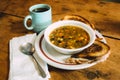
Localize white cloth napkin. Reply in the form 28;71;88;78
9;33;50;80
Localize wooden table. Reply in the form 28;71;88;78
0;0;120;80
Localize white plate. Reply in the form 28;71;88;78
35;30;110;70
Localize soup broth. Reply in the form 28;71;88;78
49;25;90;49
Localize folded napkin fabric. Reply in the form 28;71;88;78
9;33;50;80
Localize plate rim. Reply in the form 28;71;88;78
35;30;109;70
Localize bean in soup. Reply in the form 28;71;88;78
49;25;90;49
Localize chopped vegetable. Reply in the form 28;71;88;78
49;25;90;49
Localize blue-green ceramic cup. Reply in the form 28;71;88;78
24;4;52;33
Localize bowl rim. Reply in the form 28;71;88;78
44;20;96;52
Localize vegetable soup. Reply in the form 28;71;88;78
49;25;90;49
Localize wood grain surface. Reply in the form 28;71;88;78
0;0;120;80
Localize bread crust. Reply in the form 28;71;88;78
61;15;95;29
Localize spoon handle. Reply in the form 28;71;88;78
32;55;46;78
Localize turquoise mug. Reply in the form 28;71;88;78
24;4;52;33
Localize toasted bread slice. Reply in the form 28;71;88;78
71;41;110;58
65;41;110;64
61;15;95;29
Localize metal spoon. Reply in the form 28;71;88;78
20;43;46;78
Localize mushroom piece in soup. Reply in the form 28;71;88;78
49;25;90;49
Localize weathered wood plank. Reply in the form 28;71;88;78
3;0;120;38
0;0;9;11
0;0;120;80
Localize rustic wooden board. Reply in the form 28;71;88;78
2;0;120;38
0;0;120;80
0;0;9;11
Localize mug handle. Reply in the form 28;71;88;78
24;15;34;30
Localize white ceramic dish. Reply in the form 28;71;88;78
44;20;96;54
35;30;110;70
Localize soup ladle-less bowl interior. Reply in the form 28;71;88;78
44;20;96;54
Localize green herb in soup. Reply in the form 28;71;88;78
49;25;90;49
